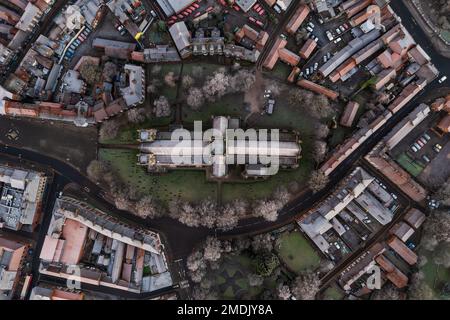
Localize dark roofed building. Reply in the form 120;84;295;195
404;208;426;230
387;236;418;266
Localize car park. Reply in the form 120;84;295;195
417;140;425;148
434;144;443;152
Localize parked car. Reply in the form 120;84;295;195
438;75;447;84
336;28;342;34
419;137;427;145
422;155;431;163
423;133;431;141
413;142;421;150
411;145;418;153
339;25;345;32
306;26;313;32
416;140;425;148
273;4;282;13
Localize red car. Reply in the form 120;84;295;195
259;9;265;15
249;16;256;23
233;5;240;11
256;20;264;27
193;3;200;8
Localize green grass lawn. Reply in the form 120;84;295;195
419;249;450;300
99;148;217;203
323;286;345;300
267;63;292;80
396;153;424;177
276;231;321;274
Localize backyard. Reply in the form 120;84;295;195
275;231;322;274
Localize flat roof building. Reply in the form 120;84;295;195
156;0;196;17
0;235;29;296
0;165;47;232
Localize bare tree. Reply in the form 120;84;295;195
371;284;401;300
407;272;434;300
164;71;177;87
153;96;171;118
312;140;328;163
229;69;256;92
187;250;207;283
99;119;121;141
127;108;146;124
432;242;450;268
308;170;329;193
251;234;275;253
291;272;320;300
202;70;230;102
273;186;291;206
253;199;281;222
103;62;117;82
314;123;330;140
203;237;223;262
197;199;218;229
182;75;195;89
135;196;160;219
147;78;162;94
186;87;205;110
288;88;334;119
277;284;292;300
421;209;450;251
178;202;201;227
87;160;108;183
